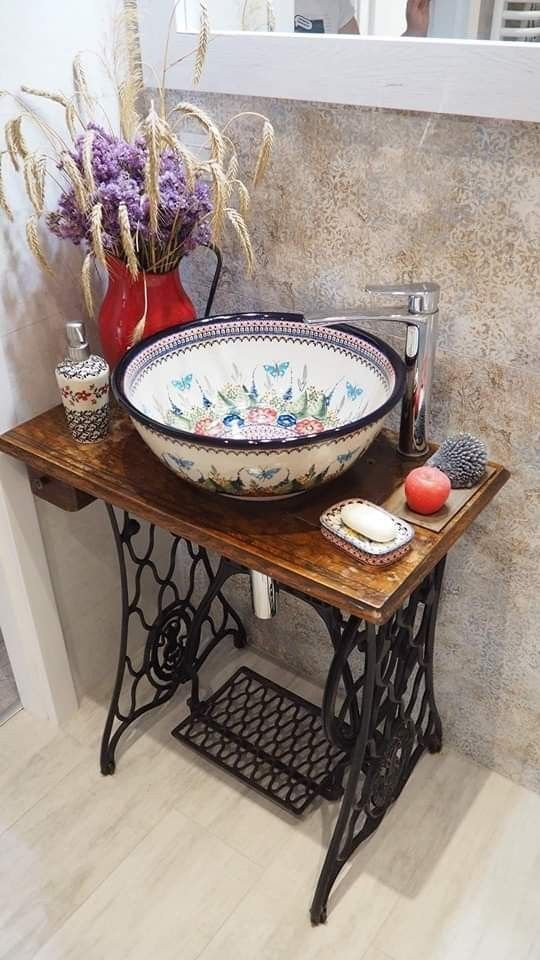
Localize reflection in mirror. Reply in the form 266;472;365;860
177;1;540;41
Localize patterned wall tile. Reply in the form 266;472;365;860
161;89;540;792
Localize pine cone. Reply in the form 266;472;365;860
428;434;488;489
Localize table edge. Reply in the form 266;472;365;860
0;421;510;623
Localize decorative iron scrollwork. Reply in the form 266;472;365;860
100;507;246;775
98;504;446;927
310;558;446;924
147;603;190;688
364;719;416;816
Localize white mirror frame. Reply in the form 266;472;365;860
138;0;540;122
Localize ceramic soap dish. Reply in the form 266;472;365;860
320;499;415;567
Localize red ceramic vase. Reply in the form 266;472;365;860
98;257;197;368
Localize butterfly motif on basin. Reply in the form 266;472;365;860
264;362;290;378
163;453;195;471
346;382;363;400
172;374;194;391
246;467;282;480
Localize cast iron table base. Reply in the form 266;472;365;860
100;506;445;926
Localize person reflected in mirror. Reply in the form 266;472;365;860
294;1;359;33
404;0;431;36
294;0;430;36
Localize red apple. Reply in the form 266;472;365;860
404;466;451;515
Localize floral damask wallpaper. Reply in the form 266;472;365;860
170;90;540;792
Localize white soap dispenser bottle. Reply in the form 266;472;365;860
55;321;110;443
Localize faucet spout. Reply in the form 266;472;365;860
306;306;412;325
304;282;440;459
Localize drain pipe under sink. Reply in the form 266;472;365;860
250;570;279;620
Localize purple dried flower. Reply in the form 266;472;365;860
46;125;213;271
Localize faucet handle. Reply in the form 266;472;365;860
366;282;440;315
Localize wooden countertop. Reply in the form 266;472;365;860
0;405;509;623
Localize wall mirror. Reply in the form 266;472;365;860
177;1;540;42
139;0;540;120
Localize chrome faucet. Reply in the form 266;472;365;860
305;282;440;459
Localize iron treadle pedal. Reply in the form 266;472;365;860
172;667;349;816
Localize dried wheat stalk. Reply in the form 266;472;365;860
12;116;28;160
73;55;94;120
61;151;89;211
81;253;95;317
23;154;46;214
33;155;47;210
118;202;139;279
232;178;251;218
226;150;239;184
23;155;39;213
90;202;108;271
174;141;197;189
65;101;79;141
5;93;69;154
253;119;274;186
81;130;96;194
21;86;70;108
4;116;28;170
129;274;148;347
0;152;13;221
26;217;53;274
142;105;162;238
208;160;227;242
171;102;225;166
194;0;209;85
226;207;254;273
5;121;20;171
161;129;197;189
114;0;143;140
222;111;274;187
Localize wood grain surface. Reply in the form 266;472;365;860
0;406;509;623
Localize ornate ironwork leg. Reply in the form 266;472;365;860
309;558;447;924
310;619;377;925
100;506;246;775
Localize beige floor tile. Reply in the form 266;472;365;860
194;749;517;960
32;809;261;960
372;766;540;960
526;941;540;960
0;728;83;835
59;681;111;752
54;647;315;873
0;711;87;835
361;951;396;960
172;752;297;866
3;645;540;960
446;787;540;960
0;710;227;960
0;711;56;771
194;752;463;960
0;648;290;960
169;651;331;867
195;807;398;960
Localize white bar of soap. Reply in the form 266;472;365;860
340;502;396;543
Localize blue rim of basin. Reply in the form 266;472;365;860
112;312;406;450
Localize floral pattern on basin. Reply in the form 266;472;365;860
161;446;364;497
157;360;368;440
115;316;405;499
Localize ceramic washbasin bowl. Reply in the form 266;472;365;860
113;313;405;499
